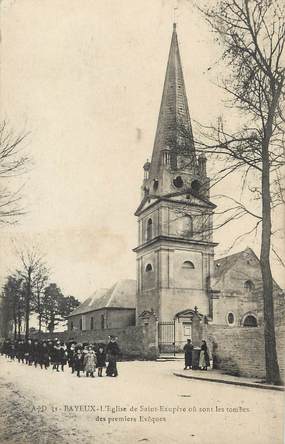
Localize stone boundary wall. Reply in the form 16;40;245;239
205;324;285;379
31;318;159;360
276;325;285;377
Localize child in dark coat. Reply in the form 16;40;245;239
59;343;68;372
39;342;50;369
73;350;84;377
96;346;106;377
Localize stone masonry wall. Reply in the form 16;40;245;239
31;317;159;360
205;324;285;379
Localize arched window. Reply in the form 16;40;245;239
182;260;195;269
147;218;153;241
244;280;255;291
173;176;184;188
243;315;257;327
227;312;235;325
90;317;94;330
145;263;153;272
101;314;105;330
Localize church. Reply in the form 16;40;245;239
67;24;285;374
133;22;217;348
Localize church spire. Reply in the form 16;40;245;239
149;23;195;181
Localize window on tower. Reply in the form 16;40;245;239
244;280;255;291
153;179;159;191
182;260;195;269
145;263;153;272
147;218;153;241
173;176;184;188
191;180;201;193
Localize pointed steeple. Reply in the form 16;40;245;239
149;23;195;181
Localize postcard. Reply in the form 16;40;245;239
0;1;284;443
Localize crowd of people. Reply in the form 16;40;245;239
0;335;121;378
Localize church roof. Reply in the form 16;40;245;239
149;23;195;181
213;248;257;283
212;247;282;291
68;279;136;317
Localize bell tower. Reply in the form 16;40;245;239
134;24;217;323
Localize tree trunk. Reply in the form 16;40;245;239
17;318;22;339
49;313;55;333
39;313;42;332
37;292;42;332
25;268;32;339
13;316;17;340
13;301;17;340
260;116;282;385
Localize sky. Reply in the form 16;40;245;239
1;0;284;301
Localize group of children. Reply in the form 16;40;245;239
1;336;120;378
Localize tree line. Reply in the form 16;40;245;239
1;247;79;339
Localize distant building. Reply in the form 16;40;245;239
67;279;136;332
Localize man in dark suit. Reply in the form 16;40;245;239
183;339;193;370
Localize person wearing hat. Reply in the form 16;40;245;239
106;336;120;377
58;342;68;371
51;340;62;371
183;339;193;370
83;346;97;377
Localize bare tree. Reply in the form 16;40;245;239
18;247;46;339
33;264;49;332
2;273;25;339
0;121;30;225
185;0;285;384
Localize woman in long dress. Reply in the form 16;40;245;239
199;340;210;370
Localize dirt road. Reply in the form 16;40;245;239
0;357;283;444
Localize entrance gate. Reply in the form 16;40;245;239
157;308;203;355
158;321;175;355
